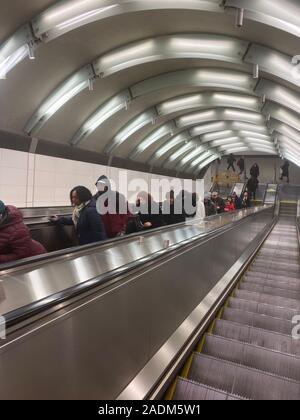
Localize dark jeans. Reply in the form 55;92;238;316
227;163;235;171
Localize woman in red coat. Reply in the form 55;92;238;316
0;201;46;264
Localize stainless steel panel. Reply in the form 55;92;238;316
0;207;269;318
0;206;273;400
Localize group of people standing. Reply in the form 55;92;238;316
0;175;205;264
204;189;251;217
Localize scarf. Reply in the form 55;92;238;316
72;201;90;227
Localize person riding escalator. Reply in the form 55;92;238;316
50;186;107;246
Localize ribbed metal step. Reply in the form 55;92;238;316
213;319;300;356
234;289;300;311
240;282;300;300
245;272;300;283
242;276;300;292
172;378;244;400
188;353;300;400
258;249;299;258
247;267;300;279
222;307;293;335
202;335;300;382
252;261;300;273
227;297;299;320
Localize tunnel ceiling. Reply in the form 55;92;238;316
1;0;300;175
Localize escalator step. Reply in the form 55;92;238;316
234;289;300;310
213;319;300;356
252;261;300;273
172;378;244;401
240;282;300;300
188;353;300;400
202;335;300;382
228;297;299;320
242;276;300;292
247;267;300;279
222;307;293;335
245;272;300;284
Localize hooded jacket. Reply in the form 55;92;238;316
0;206;46;263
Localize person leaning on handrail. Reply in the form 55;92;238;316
50;186;107;246
0;200;46;263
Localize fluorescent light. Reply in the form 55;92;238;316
201;130;234;142
0;45;28;79
212;137;241;147
245;44;300;88
198;154;219;171
33;1;120;40
270;121;300;144
25;65;93;135
167;143;195;163
130;122;175;159
212;92;259;107
149;132;190;162
231;121;268;134
33;1;223;41
255;79;300;115
239;131;270;140
70;90;131;146
131;68;257;98
223;109;264;123
180;147;206;166
105;109;157;154
177;110;217;128
218;142;245;151
0;24;35;79
157;91;259;116
263;103;300;132
189;151;212;168
190;121;227;136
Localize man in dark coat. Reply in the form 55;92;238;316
246;176;259;200
227;154;236;171
280;160;290;183
211;192;226;214
250;163;260;179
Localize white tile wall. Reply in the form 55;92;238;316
0;147;201;208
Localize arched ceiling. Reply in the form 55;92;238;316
1;0;300;175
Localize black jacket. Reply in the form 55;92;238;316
138;202;166;229
162;200;186;225
250;164;260;178
211;197;226;214
204;200;217;216
57;200;107;246
246;177;259;192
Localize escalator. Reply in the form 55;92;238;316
170;202;300;400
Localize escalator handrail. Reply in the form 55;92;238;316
1;205;274;328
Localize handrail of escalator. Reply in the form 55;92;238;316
297;199;300;247
0;205;274;328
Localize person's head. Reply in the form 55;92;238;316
212;191;218;200
95;175;111;195
227;196;233;204
0;200;7;223
70;186;93;207
137;191;153;206
232;191;237;198
243;191;249;200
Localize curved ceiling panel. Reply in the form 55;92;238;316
225;0;300;38
1;0;300;174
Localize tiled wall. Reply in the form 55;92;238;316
0;148;196;208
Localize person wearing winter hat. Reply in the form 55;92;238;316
94;175;129;238
0;200;46;264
